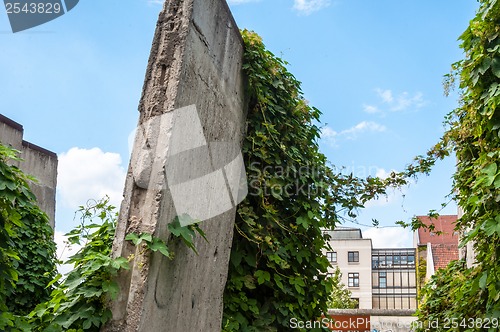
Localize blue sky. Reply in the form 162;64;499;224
0;0;478;254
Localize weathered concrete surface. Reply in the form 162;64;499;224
0;114;58;228
103;0;246;331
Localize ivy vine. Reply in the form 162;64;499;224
222;30;394;332
0;144;57;330
414;0;500;330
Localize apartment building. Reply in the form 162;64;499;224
324;227;417;310
324;227;373;309
372;248;417;310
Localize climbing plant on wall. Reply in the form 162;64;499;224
0;144;57;329
222;30;401;332
414;1;500;329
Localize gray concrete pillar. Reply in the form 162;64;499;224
102;0;246;331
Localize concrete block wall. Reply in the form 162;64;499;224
103;0;247;330
0;114;58;228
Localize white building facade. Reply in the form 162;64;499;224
324;227;417;310
323;228;373;309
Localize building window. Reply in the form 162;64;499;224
348;251;359;263
372;249;416;269
379;272;387;288
386;255;393;267
326;251;337;263
348;273;359;287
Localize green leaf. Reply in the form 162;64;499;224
140;233;153;244
46;273;62;289
483;216;500;236
125;233;139;244
492;57;500;78
479;56;492;74
125;232;153;245
482;162;497;176
193;224;208;243
274;275;284;290
103;280;120;300
149;238;170;258
296;216;309;229
168;217;199;254
494;174;500;188
243;275;256;289
479;272;488;289
255;270;271;284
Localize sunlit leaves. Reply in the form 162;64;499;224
28;198;126;331
223;30;358;331
415;0;500;329
0;144;57;329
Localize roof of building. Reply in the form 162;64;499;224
431;243;459;270
327;227;363;240
416;215;459;246
0;114;23;132
0;114;57;158
22;140;57;159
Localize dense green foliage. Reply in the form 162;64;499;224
28;197;176;331
5;204;57;315
414;0;500;330
0;194;201;331
28;198;128;332
0;144;57;329
221;30;388;331
416;260;491;331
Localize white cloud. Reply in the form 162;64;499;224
363;227;412;248
340;121;386;140
364;88;426;114
391;91;425;112
293;0;330;15
364;167;402;207
321;126;337;138
58;147;126;209
376;88;394;103
363;104;381;114
322;121;386;147
321;126;338;145
375;168;393;180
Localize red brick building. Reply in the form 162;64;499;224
413;215;459;282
